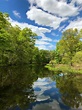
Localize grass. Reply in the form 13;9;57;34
45;63;82;74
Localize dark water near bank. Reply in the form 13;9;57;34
0;65;82;110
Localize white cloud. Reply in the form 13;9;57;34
35;38;56;50
51;33;56;36
53;39;59;42
13;10;21;18
36;45;48;50
35;40;50;45
36;95;50;101
51;33;59;37
64;17;82;31
59;25;66;31
36;43;55;50
26;7;67;29
71;0;82;5
28;0;79;17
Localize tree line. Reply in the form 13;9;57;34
0;11;82;67
0;12;51;66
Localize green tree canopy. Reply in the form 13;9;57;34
56;28;82;65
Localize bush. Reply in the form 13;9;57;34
72;51;82;64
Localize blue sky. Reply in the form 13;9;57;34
0;0;82;50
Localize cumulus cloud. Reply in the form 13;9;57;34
64;17;82;31
28;0;79;17
13;10;21;18
26;7;67;29
10;0;82;50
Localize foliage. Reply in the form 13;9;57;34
56;28;82;65
72;51;82;64
0;12;51;66
56;74;82;108
46;28;82;73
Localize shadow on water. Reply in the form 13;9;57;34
0;65;82;110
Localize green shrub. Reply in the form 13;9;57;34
72;51;82;64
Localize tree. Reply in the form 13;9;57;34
39;50;51;64
0;12;37;65
15;28;37;64
56;29;81;65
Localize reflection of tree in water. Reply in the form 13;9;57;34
0;66;35;110
55;74;82;109
2;65;82;110
0;65;51;110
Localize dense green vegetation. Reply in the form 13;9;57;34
0;12;51;66
0;11;82;74
46;29;82;73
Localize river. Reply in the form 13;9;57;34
0;65;82;110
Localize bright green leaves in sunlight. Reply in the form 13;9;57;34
72;51;82;64
0;12;51;66
47;28;82;73
56;28;82;65
0;12;37;65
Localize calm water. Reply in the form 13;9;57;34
0;65;82;110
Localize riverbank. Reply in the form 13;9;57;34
45;63;82;74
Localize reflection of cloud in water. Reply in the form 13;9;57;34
31;77;77;110
32;100;61;110
36;95;50;101
32;77;61;104
33;78;53;86
33;77;56;98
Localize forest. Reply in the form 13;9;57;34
0;11;82;74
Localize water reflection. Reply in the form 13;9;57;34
32;77;65;110
0;65;53;110
55;74;82;109
0;65;36;110
0;65;82;110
